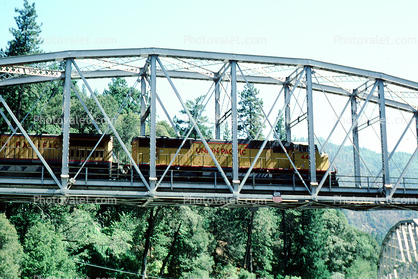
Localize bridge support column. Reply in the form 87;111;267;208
416;112;418;146
215;78;221;139
61;59;71;189
231;61;239;192
378;80;391;192
284;79;291;142
149;55;157;191
140;75;147;136
351;92;361;187
388;113;418;198
305;66;317;192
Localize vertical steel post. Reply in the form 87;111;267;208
351;92;361;187
284;79;291;142
149;55;157;190
61;59;71;188
416;112;418;145
231;61;239;191
140;75;147;136
378;79;390;189
305;66;317;190
215;79;221;139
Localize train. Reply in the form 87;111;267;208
0;133;338;186
0;133;113;178
131;136;337;185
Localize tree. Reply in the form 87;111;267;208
4;0;43;57
114;111;141;162
164;207;214;278
274;116;286;142
297;209;330;279
0;0;43;130
21;221;79;278
174;95;213;139
103;78;141;114
140;207;162;277
0;214;24;279
238;84;265;140
156;120;177;137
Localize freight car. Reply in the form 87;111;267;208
0;133;113;178
131;136;338;186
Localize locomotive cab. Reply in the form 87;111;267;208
290;142;329;171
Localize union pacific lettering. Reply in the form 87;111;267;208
13;141;60;149
195;147;247;156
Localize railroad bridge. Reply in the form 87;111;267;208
378;219;418;278
0;48;417;209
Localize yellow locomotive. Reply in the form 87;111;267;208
0;133;336;186
132;137;329;170
0;133;113;166
131;136;335;185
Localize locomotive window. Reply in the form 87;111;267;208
298;146;308;152
70;150;74;158
272;143;286;153
93;150;103;158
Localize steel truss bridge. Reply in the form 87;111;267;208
379;219;418;278
0;48;418;209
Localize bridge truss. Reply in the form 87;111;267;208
0;48;417;209
378;219;418;278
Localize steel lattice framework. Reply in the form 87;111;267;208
0;48;417;209
378;220;418;278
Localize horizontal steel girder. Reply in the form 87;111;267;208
1;70;415;113
2;177;418;209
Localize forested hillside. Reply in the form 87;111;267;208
0;204;381;278
319;140;418;242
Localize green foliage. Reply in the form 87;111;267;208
0;3;384;278
223;123;231;140
165;207;214;278
103;78;141;114
114;112;141;162
2;204;381;279
21;221;79;278
5;0;43;56
174;95;213;139
238;84;265;139
274;116;287;141
251;208;279;276
156;120;177;137
0;213;24;279
0;0;44;131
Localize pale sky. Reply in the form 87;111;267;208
1;0;418;153
1;0;418;80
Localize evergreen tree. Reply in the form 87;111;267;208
5;0;43;57
238;84;265;140
21;221;79;278
0;0;43;129
174;95;213;139
156;120;177;137
0;214;24;279
297;209;330;279
274;116;286;141
103;77;141;114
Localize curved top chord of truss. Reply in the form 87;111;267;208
0;47;416;87
378;219;418;279
0;48;417;114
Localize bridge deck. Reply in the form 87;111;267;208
1;174;418;210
